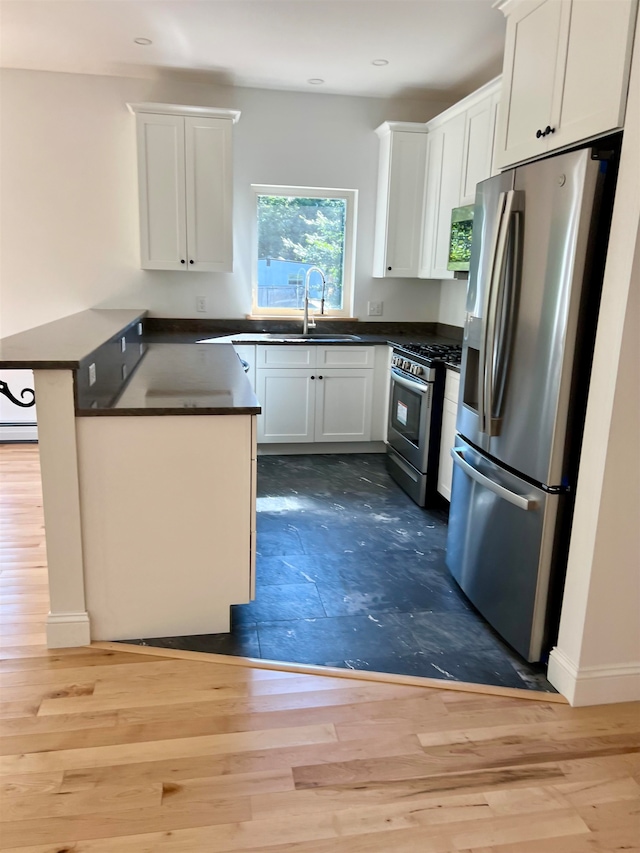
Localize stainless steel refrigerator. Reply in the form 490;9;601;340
446;143;618;663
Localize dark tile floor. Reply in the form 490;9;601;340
128;454;555;692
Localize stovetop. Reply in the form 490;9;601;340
393;342;462;367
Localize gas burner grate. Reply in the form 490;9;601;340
396;342;462;365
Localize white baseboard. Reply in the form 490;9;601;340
548;647;640;706
46;611;91;648
258;441;386;455
0;424;38;442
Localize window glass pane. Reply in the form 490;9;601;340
256;195;346;311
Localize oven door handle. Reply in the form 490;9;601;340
391;368;430;395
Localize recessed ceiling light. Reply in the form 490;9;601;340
372;59;389;66
134;38;152;46
307;78;324;85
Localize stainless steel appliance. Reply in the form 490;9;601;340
446;142;618;662
387;343;461;506
448;204;474;272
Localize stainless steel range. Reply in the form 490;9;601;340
387;342;461;506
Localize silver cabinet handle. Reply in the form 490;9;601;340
451;447;537;511
391;368;429;395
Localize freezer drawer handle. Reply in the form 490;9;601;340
451;447;538;511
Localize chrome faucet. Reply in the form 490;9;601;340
302;266;326;334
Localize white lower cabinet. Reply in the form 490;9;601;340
256;345;377;444
315;369;373;442
437;369;460;501
256;368;316;443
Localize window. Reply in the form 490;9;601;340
252;185;357;317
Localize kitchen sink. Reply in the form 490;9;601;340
261;333;362;342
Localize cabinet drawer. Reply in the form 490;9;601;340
444;369;460;403
257;346;316;368
317;346;374;369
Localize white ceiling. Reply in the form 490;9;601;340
0;0;506;99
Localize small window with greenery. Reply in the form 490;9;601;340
252;185;357;317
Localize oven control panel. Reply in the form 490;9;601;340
392;355;425;376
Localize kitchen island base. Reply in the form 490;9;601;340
76;414;256;641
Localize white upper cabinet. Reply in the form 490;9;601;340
495;0;637;170
419;78;501;280
372;78;500;281
134;113;187;271
373;123;428;278
419;113;466;280
129;103;240;272
460;86;502;203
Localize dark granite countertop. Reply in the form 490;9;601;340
77;344;260;416
0;311;462;415
0;309;147;369
196;331;462;347
142;317;463;348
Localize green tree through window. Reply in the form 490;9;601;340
257;195;347;310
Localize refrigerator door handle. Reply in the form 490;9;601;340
484;190;518;437
479;191;507;434
451;446;538;511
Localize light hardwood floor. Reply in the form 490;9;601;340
0;443;638;851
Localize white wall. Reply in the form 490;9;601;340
437;278;468;327
0;68;453;337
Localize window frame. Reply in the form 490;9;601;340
251;184;357;318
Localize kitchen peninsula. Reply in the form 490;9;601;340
0;309;260;647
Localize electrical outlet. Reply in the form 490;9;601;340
88;363;96;386
368;300;383;316
196;296;207;313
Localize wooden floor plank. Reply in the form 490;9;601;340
0;723;339;775
0;442;638;852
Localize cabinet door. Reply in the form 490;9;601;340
256;369;315;443
315;369;373;442
489;93;502;177
550;0;636;153
184;117;233;272
437;396;458;501
460;96;498;205
136;113;187;270
495;0;571;169
375;131;428;277
419;113;465;279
